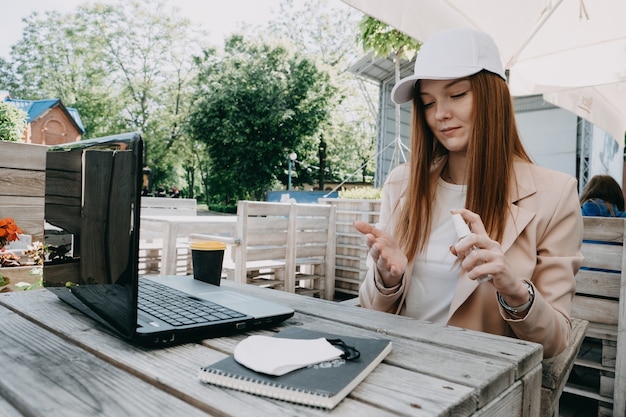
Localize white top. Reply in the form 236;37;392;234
404;178;466;324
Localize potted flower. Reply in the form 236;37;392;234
0;217;22;249
0;218;43;292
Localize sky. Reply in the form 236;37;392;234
1;0;291;59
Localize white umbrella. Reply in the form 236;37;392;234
544;82;626;142
341;0;626;141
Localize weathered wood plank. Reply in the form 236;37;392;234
582;216;624;242
0;168;45;197
0;394;24;417
475;379;525;417
569;216;626;416
586;322;618;342
0;201;44;241
0;141;47;170
44;146;81;172
0;195;44;207
572;295;619;326
581;242;623;271
140;197;197;216
44;169;81;199
575;269;621;299
541;319;589;390
245;202;291;216
0;290;427;416
0;304;210;417
350;365;477;416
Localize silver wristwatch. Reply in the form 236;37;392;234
497;280;535;316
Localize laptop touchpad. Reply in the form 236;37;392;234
199;291;250;305
198;290;287;318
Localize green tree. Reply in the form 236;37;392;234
0;102;28;142
266;0;377;189
4;10;124;138
76;0;205;192
1;0;205;194
268;0;362;68
189;35;337;206
0;57;18;94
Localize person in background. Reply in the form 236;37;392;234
580;175;626;217
156;185;167;197
169;186;180;198
354;28;583;358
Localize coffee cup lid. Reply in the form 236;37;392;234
190;241;226;250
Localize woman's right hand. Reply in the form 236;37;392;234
354;221;407;287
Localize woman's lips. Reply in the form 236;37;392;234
440;126;459;136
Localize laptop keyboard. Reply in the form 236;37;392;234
138;279;247;327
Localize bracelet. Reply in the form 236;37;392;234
497;280;535;316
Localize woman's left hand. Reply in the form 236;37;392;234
450;208;532;307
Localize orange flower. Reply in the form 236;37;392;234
0;217;22;248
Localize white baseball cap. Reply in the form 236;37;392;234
391;28;506;104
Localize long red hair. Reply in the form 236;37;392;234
394;71;533;262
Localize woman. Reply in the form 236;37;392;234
355;28;583;358
580;174;626;217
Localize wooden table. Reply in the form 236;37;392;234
0;281;543;417
140;215;237;275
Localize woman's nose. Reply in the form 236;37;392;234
434;102;451;120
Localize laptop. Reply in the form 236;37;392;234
43;132;294;346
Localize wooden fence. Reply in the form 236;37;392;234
318;198;381;297
0;142;47;242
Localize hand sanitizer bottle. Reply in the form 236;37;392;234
451;213;493;283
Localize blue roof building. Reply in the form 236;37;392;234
2;92;85;145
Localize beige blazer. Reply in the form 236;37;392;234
359;160;584;358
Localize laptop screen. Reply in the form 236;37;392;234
43;132;143;338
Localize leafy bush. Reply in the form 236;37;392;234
0;102;28;142
338;187;382;200
208;203;237;214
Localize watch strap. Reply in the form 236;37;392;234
497;280;535;316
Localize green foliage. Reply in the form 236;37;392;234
358;16;420;181
2;0;205;194
0;102;27;142
358;16;421;61
0;0;380;196
6;9;124;137
206;203;237;214
323;116;376;184
269;0;362;68
338;187;382;200
189;36;337;205
75;0;205;192
0;57;19;93
266;0;376;188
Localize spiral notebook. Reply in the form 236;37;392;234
198;327;392;409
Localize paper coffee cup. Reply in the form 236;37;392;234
190;241;226;285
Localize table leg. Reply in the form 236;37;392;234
161;222;177;275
